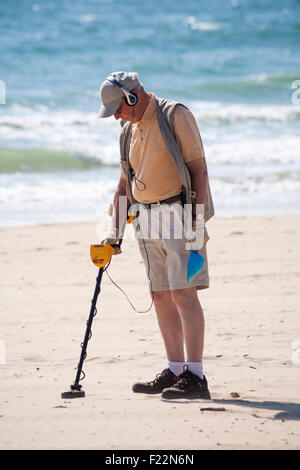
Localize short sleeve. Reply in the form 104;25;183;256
173;105;205;163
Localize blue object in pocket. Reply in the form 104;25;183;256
187;250;205;283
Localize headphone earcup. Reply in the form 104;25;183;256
126;91;138;106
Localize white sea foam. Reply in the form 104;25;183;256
1;101;299;167
190;100;300;124
1;100;299;224
78;14;103;23
1;163;299;226
204;137;300;165
0;106;120;165
184;17;223;31
0;169;118;225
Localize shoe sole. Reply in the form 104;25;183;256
161;390;211;400
132;387;164;394
132;381;177;394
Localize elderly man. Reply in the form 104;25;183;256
98;71;214;399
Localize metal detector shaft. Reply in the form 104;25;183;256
74;266;103;387
61;267;104;399
73;239;123;386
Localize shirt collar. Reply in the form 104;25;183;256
139;93;156;123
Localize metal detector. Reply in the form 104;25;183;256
61;242;119;399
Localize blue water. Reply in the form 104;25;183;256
0;0;300;225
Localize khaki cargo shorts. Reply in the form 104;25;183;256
134;201;209;292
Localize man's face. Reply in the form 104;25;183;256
114;98;137;122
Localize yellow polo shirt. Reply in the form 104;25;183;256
121;94;205;203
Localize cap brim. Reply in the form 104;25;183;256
97;99;121;118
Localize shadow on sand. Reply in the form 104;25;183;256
162;398;300;420
212;399;300;421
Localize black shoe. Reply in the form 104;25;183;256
161;370;211;400
132;368;178;394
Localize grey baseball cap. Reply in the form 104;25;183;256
97;71;140;118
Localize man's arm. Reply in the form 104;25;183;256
185;158;208;220
101;176;128;250
173;106;207;219
113;176;128;232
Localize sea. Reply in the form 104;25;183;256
0;0;300;226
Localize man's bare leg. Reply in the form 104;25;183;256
171;287;205;362
132;289;184;394
152;290;185;362
159;286;211;399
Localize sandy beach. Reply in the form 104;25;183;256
0;215;300;450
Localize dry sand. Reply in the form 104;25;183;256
0;215;300;450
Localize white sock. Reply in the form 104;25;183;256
185;361;204;379
167;361;185;376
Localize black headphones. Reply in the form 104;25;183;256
107;77;138;106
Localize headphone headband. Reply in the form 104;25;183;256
107;78;138;107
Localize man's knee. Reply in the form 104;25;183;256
171;287;198;307
151;290;172;305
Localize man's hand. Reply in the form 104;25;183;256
101;235;122;255
185;216;209;252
